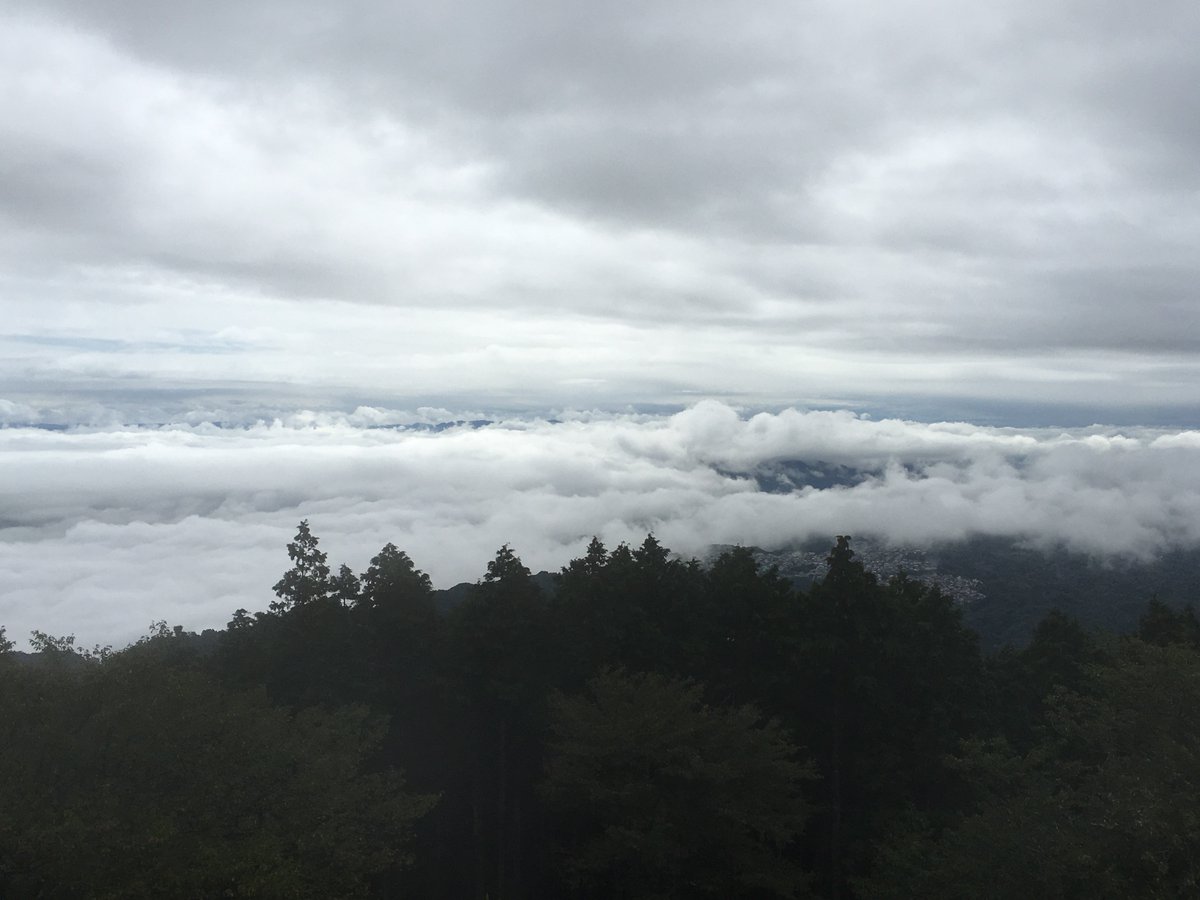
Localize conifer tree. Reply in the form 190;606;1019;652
271;520;332;612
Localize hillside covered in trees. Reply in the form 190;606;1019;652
4;525;1200;898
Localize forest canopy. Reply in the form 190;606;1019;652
3;524;1199;898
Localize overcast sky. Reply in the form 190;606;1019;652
3;0;1199;420
4;2;1200;645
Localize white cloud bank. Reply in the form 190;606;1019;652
3;401;1199;647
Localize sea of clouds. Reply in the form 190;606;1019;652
3;400;1200;648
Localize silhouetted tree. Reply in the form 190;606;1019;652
861;640;1200;899
694;546;799;708
0;639;435;898
331;563;362;608
450;545;552;899
271;520;332;612
543;669;814;899
1138;597;1200;648
360;543;433;608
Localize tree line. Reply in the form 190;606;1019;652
3;523;1200;898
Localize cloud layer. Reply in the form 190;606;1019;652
3;402;1199;647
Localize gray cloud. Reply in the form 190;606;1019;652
2;0;1198;400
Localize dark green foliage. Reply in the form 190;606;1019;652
0;635;434;898
353;543;442;716
976;611;1107;752
692;546;799;708
1138;596;1200;647
484;542;532;583
447;544;553;899
787;538;985;897
553;536;649;682
861;640;1200;899
360;542;433;609
542;669;814;899
331;562;362;607
271;519;332;612
551;534;708;685
1023;610;1105;695
10;521;1200;899
451;543;548;709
